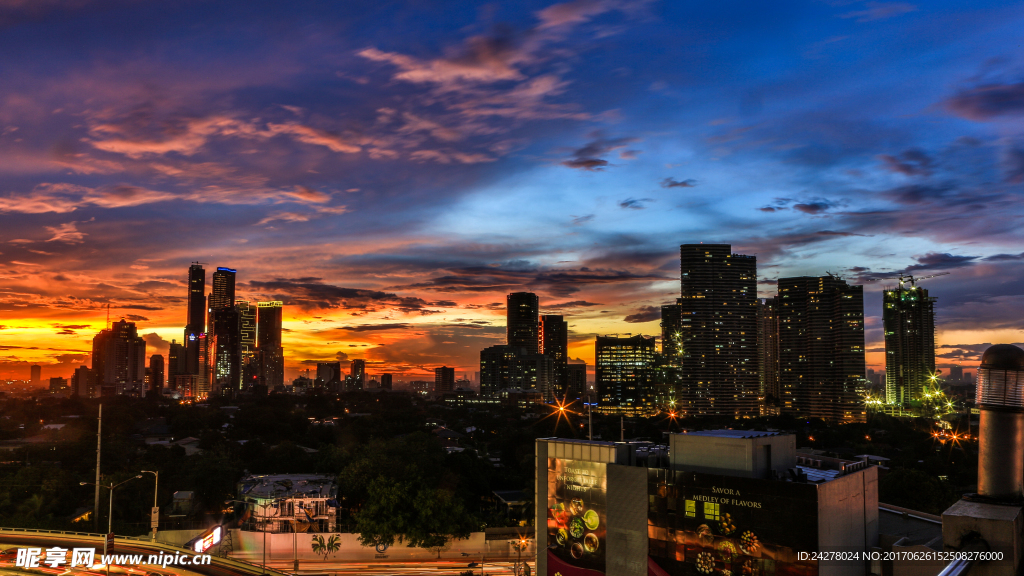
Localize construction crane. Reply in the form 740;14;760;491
863;272;949;287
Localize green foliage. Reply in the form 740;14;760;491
880;467;959;515
354;477;479;554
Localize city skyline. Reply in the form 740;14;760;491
2;0;1024;381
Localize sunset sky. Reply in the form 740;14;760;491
1;0;1023;382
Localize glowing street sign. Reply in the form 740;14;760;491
190;526;222;553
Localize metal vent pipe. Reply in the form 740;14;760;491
975;344;1024;501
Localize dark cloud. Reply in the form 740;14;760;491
619;197;654;210
571;214;595;226
561;133;639;171
247;278;429;312
984;252;1024;262
882;184;953;205
904;252;978;272
403;263;668;297
945;81;1024;121
878;149;933;176
546;300;603;309
624;305;660;323
124;314;148;322
792;199;838;214
1004;146;1024;183
339;323;413;332
661;177;697;188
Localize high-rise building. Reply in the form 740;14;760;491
184;263;206;375
434;366;455;393
380;373;393;391
49;377;68;392
209;306;241;394
196;332;210;398
515;353;556;399
30;365;41;386
480;345;521;395
566;360;586;400
778;275;866;422
236;300;259;390
91;319;147;397
149;354;164;396
883;279;936;405
540;315;568;397
507;292;539;354
676;244;759;417
949;365;964;383
257;301;284;390
72;365;93;398
595;334;656;414
660;299;683;361
349;359;366;389
317;362;341;386
209;267;236;310
757;296;781;409
167;340;185;392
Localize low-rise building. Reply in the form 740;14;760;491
237;473;338;533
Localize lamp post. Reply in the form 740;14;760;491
141;470;158;540
80;476;142;576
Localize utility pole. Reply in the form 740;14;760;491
93;404;102;532
588;398;593;441
620;416;624;442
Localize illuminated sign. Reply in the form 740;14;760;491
188;333;196;342
648;470;819;576
216;267;237;273
190;526;222;554
547;458;607;575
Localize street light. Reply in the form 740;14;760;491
80;475;142;576
141;470;158;540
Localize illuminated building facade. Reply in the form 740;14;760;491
507;292;539;354
595;334;656;414
236;300;259;390
480;345;520;395
883;281;936;405
676;244;759;417
757;296;781;411
660;299;683;361
778;275;866;422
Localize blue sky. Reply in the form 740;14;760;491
1;0;1022;379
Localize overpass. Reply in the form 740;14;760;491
0;528;289;576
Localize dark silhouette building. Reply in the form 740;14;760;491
566;360;587;400
257;301;284;390
434;366;455;393
149;354;164;396
72;365;93;398
757;296;780;411
507;292;539;354
778;275;866;422
676;244;759;417
91;319;147;397
660;299;683;361
167;340;185;393
595;334;656;414
883;279;936;405
349;359;366;389
380;373;393;390
316;362;341;388
30;364;41;386
184;263;205;376
540;314;568;397
480;345;520;395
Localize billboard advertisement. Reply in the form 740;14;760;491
546;458;607;576
648;470;819;576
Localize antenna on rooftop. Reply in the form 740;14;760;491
106;303;110;330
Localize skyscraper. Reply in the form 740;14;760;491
676;244;759;417
30;364;41;386
883;279;936;405
209;267;236;309
167;339;185;392
317;362;341;386
757;296;780;410
149;354;164;396
209;306;240;394
256;301;284;390
91;319;147;397
480;345;520;395
349;359;366;389
660;299;683;361
539;315;568;397
595;334;656;414
434;366;455;393
72;365;93;398
507;292;539;353
778;275;866;422
566;360;586;400
380;373;393;390
236;300;259;390
184;263;205;376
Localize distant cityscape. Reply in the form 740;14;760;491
15;243;973;421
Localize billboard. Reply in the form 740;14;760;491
546;458;607;576
648;470;819;576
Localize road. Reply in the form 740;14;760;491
0;533;535;576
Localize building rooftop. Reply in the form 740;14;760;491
685;429;783;439
238;473;337;499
